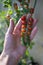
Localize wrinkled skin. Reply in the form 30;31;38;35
0;14;38;65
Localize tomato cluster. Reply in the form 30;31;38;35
21;16;34;35
21;15;34;46
21;16;26;37
27;17;34;35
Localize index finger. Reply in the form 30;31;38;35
14;15;26;32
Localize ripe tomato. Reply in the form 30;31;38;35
22;25;26;28
21;16;26;21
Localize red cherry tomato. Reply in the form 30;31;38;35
21;16;26;21
28;21;33;26
29;17;34;22
28;27;32;31
22;21;26;25
30;8;34;14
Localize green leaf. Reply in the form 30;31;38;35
22;59;26;63
29;42;35;49
5;19;9;27
3;0;8;4
7;9;13;15
29;44;33;49
31;42;35;45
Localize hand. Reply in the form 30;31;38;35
0;14;38;65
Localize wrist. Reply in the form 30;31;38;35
0;52;9;65
0;51;17;65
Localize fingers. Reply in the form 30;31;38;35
33;19;38;28
14;15;26;32
7;19;14;34
26;14;38;40
14;14;31;32
14;14;38;40
30;26;38;40
14;18;22;32
26;14;31;20
27;14;38;27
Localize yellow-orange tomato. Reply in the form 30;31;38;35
20;3;23;6
28;0;30;3
13;3;18;10
15;6;18;10
24;5;28;9
18;0;22;2
22;25;26;28
21;32;24;37
27;31;31;35
6;15;11;20
21;28;26;32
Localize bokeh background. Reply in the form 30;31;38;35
0;0;43;65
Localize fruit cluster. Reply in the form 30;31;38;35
21;16;34;36
21;15;34;46
21;16;26;37
27;17;34;35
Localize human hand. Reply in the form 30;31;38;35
0;14;38;65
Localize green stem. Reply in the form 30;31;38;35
33;0;37;9
5;19;9;27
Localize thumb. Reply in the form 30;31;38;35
7;19;14;34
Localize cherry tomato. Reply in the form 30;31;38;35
27;31;31;35
18;0;22;2
6;14;11;20
29;17;34;22
21;32;24;37
28;0;30;3
28;27;32;31
13;3;18;10
28;21;33;26
21;16;26;21
22;21;26;25
21;28;26;32
30;8;34;14
22;25;26;28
